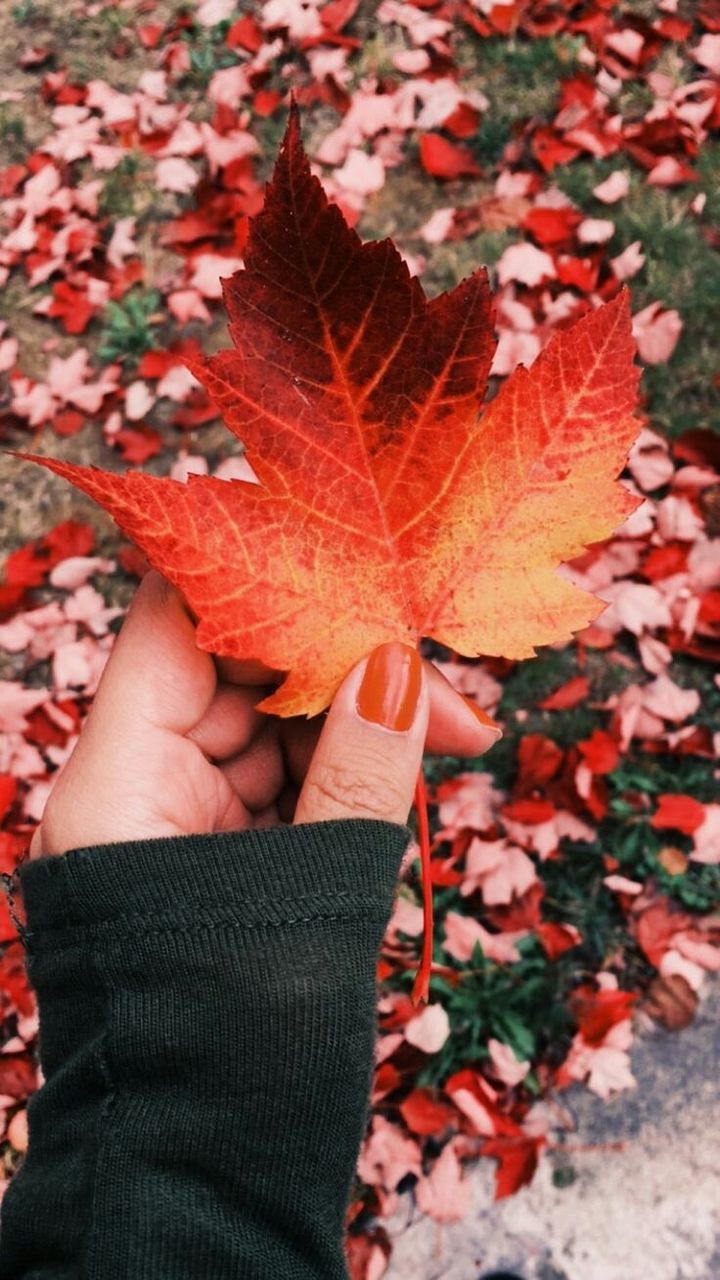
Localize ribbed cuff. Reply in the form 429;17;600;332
15;819;413;945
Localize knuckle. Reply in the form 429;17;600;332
305;752;407;821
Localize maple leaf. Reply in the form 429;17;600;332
9;107;641;719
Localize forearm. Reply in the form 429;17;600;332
0;819;410;1279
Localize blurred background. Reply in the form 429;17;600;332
0;3;718;1278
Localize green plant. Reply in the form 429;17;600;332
98;290;162;365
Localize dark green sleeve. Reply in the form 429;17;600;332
0;819;411;1279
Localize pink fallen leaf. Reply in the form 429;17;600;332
404;1004;450;1054
436;773;503;838
577;217;615;244
692;34;720;74
597;582;672;636
333;149;385;196
125;381;156;422
189;253;244;299
416;1144;472;1222
155;157;199;194
487;1038;530;1087
443;912;526;965
356;1116;422;1191
632;302;682;364
49;556;115;590
106;216;137;269
0;683;48;733
642;675;700;724
674;933;720;972
592;170;630;203
659;949;705;992
691;805;720;865
496;242;555;287
603;874;643;895
627;428;674;492
462;838;538;906
610;240;645;282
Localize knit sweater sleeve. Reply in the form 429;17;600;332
0;818;411;1280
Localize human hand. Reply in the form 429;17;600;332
29;570;501;858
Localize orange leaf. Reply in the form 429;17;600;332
9;108;642;719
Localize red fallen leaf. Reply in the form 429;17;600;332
485;879;544;932
0;584;27;620
24;700;81;749
46;282;96;335
13;109;642;719
540;675;591;710
226;14;263;51
321;0;360;33
113;426;163;464
481;1133;544;1199
443;102;481;139
699;590;720;627
137;23;164;48
487;2;522;36
516;734;564;788
400;1088;458;1136
419;133;483;179
502;798;556;824
522;206;583;247
650;793;706;835
578;729;619;775
52;409;86;437
642;544;688;581
253;89;283;118
3;520;94;587
571;987;636;1044
445;1067;503;1134
673;428;720;470
345;1228;391;1280
0;777;18;824
535;920;581;959
556;255;600;293
0;164;27;197
139;342;203;379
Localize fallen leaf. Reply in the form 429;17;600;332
404;1004;450;1054
416;1143;472;1221
642;973;698;1031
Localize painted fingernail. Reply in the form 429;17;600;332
462;696;503;737
356;642;422;732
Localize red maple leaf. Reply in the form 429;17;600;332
10;108;642;721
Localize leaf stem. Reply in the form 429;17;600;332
411;765;433;1006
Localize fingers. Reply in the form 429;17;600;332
280;658;500;795
294;643;430;827
218;721;285;812
88;571;218;740
423;660;502;755
187;683;274;761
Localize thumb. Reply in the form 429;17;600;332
294;643;429;827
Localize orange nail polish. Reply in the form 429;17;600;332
462;696;502;735
357;643;422;731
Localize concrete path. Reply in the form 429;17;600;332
386;985;719;1280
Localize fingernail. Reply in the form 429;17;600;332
462;696;503;737
356;642;422;732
